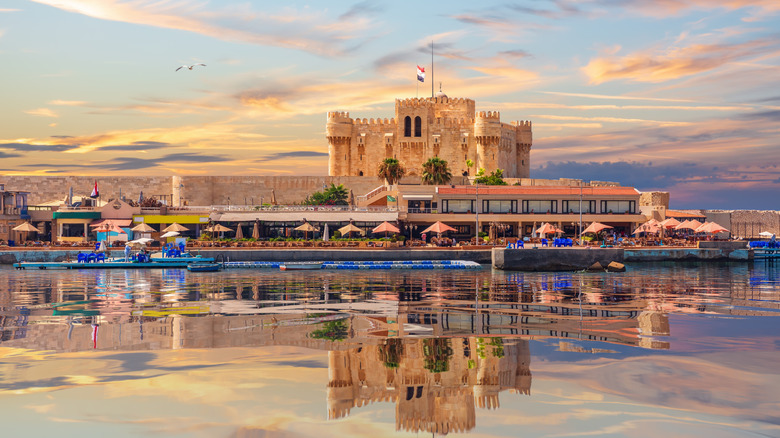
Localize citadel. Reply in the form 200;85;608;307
327;93;533;178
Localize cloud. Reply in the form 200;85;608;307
500;49;532;59
24;108;58;118
600;0;780;17
338;1;384;21
583;36;780;84
30;0;381;57
0;142;81;152
256;151;328;162
0;151;22;158
21;152;230;171
506;1;586;19
49;100;87;106
96;141;171;152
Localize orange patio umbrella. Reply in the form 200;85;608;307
421;221;456;235
372;221;401;238
632;223;660;235
675;219;702;231
581;222;613;235
535;222;562;235
695;222;729;234
659;218;681;229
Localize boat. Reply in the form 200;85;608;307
187;262;223;272
280;262;323;271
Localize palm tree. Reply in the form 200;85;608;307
465;159;474;176
324;183;349;205
421;157;452;185
378;158;405;185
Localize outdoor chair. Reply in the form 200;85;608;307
541;238;549;247
77;253;88;263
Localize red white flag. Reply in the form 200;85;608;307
90;180;99;198
417;65;425;82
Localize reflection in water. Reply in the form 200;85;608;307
328;337;531;435
0;262;779;435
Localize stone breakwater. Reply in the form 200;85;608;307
493;244;751;271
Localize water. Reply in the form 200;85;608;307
1;262;778;437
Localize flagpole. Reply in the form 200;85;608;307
431;40;434;98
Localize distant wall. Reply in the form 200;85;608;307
0;176;171;205
0;175;393;206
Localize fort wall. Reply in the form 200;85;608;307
328;96;533;179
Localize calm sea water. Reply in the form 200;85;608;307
1;262;778;437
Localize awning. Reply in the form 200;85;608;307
133;214;209;224
90;219;132;228
402;195;433;200
213;211;399;223
53;211;101;219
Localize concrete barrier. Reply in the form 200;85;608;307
493;247;624;271
625;248;732;261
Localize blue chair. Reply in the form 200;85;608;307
541;238;549;247
87;253;97;263
517;241;524;248
96;253;105;263
77;253;87;263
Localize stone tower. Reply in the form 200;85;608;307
326;95;533;178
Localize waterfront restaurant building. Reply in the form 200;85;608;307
210;183;644;241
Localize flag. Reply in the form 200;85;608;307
417;65;425;82
90;180;99;199
387;195;396;202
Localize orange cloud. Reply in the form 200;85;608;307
30;0;377;57
583;38;779;84
24;108;58;118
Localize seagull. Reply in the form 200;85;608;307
176;63;206;72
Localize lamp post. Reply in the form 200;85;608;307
579;180;583;246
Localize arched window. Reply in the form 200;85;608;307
414;116;422;137
404;116;412;137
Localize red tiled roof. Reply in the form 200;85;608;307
437;185;639;196
666;209;705;218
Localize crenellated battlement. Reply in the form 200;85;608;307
327;111;352;122
353;117;396;126
512;120;532;129
476;111;501;120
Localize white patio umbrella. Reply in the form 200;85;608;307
160;231;180;238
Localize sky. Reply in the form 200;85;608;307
1;0;779;209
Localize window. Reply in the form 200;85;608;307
443;199;473;213
562;200;596;214
522;200;556;213
414;116;422;137
482;200;516;213
600;200;635;214
404;116;412;137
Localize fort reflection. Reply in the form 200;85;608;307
327;337;531;435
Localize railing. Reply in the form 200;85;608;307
210;205;399;213
356;185;387;203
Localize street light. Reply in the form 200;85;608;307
579;180;583;246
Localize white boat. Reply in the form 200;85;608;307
280;262;323;271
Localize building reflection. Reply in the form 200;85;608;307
327;337;531;434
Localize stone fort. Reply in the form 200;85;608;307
327;94;533;178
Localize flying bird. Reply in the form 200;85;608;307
176;63;206;72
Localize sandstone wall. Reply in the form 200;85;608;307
0;176;172;205
711;210;780;238
639;191;670;208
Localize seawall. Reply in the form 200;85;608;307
493;246;753;271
